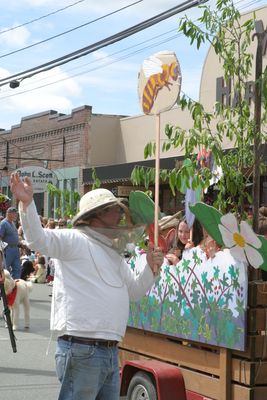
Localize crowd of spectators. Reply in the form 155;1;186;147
0;208;70;285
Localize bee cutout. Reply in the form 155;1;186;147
138;51;182;115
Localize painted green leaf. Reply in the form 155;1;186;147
257;235;267;271
189;202;224;246
129;191;159;224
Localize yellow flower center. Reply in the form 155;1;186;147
233;232;245;248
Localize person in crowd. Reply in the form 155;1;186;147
20;259;35;281
17;222;24;241
20;243;32;264
42;217;48;227
10;173;164;400
0;207;21;279
46;218;56;229
45;219;56;287
57;218;67;229
28;255;47;283
166;217;204;265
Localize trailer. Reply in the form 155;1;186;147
119;261;267;399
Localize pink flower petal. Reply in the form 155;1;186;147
240;221;261;249
220;213;239;233
219;224;235;247
245;244;263;269
229;245;247;262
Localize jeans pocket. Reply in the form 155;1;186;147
71;343;96;360
55;352;67;383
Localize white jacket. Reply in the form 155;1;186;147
19;201;155;341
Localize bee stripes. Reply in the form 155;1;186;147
142;62;179;114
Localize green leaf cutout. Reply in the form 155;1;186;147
129;191;159;225
189;202;224;246
257;236;267;271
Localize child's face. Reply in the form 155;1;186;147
177;221;190;245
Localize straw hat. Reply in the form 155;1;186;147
72;188;126;225
158;211;182;231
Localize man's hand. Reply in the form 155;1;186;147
10;173;33;210
147;244;164;276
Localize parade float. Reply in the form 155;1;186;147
120;194;267;400
119;28;267;397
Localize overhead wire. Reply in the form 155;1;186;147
0;0;144;59
0;27;181;97
0;0;207;87
0;0;262;100
0;0;205;162
0;0;263;162
0;0;257;89
0;32;182;100
0;0;86;35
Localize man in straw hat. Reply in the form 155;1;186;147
10;173;164;400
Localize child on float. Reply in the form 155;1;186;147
166;217;204;265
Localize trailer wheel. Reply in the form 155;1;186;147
127;371;157;400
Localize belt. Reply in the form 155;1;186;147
7;244;18;248
59;335;118;347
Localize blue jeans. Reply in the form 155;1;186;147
55;337;120;400
4;247;21;279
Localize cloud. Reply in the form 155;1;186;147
0;67;82;128
0;25;30;48
4;0;188;16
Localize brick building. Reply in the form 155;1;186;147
0;105;123;216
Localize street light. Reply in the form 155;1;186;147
9;80;20;89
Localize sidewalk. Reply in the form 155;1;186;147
0;283;59;400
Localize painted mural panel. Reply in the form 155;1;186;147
128;246;247;351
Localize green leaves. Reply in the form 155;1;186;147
190;202;224;246
129;191;157;224
92;167;101;190
47;183;80;219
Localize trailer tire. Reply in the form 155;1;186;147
127;371;157;400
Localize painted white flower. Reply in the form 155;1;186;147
218;213;263;269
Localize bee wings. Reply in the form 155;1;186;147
142;55;163;78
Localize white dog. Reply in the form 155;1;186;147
3;270;32;330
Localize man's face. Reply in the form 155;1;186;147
7;211;17;222
96;205;124;228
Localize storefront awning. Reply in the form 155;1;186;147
83;156;181;185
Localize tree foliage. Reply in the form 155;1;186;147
47;183;80;219
131;0;267;219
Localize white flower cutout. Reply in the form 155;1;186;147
218;213;263;269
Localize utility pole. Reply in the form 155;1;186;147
252;20;267;233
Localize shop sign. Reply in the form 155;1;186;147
117;186;134;197
117;186;154;197
14;166;58;193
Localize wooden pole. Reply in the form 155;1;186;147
219;348;231;400
154;114;161;249
252;21;266;233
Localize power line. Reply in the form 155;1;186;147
0;27;180;95
0;32;182;100
0;0;207;88
0;0;86;36
0;0;260;161
0;0;144;59
0;0;258;99
0;0;260;100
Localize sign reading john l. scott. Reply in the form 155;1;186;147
15;166;58;193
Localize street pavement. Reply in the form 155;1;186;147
0;283;127;400
0;283;59;400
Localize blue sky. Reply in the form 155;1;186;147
0;0;265;130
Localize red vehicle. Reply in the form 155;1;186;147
120;358;212;400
